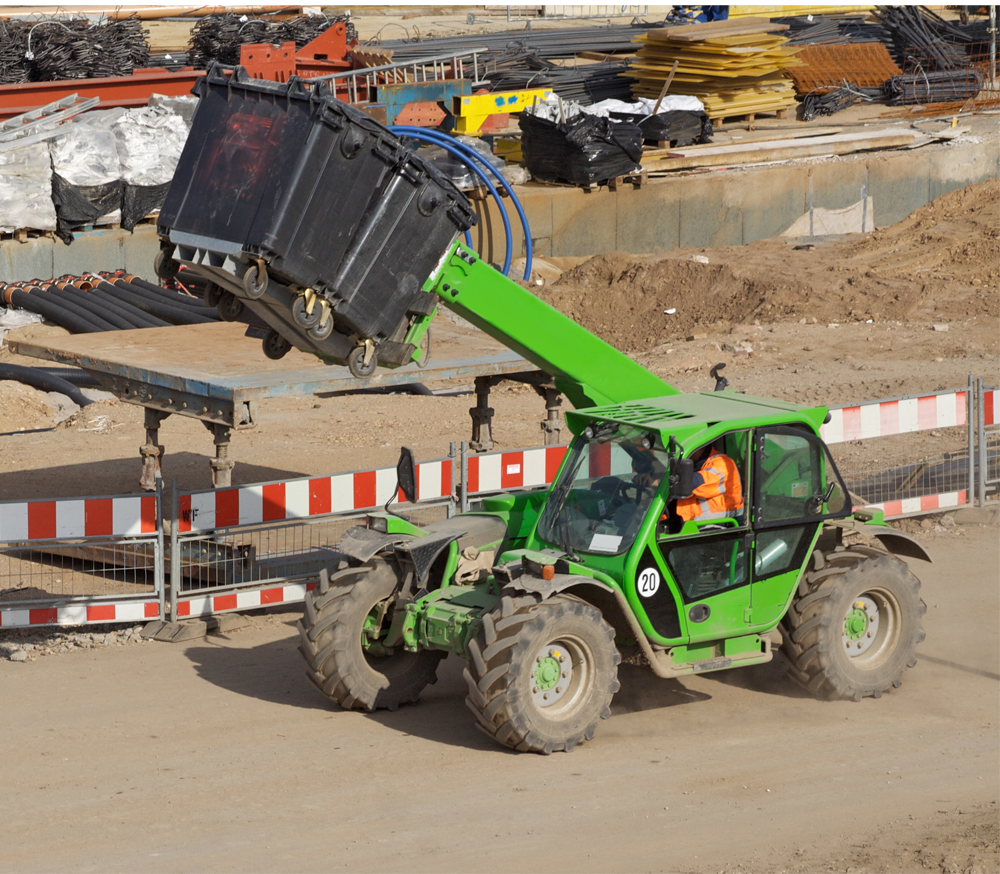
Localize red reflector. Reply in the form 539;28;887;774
542;565;555;581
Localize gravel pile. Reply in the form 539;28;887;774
0;623;150;662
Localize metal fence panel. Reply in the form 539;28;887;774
977;379;999;506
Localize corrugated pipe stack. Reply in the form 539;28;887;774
0;273;219;335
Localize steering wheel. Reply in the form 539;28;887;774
610;477;654;507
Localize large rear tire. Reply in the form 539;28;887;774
781;546;926;701
464;593;620;754
298;560;445;711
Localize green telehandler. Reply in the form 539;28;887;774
297;240;930;754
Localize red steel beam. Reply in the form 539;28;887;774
0;68;205;122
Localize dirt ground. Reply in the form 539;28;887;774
0;526;995;874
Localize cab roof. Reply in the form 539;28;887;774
565;392;827;442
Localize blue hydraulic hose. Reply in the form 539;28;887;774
392;126;512;276
392;125;533;281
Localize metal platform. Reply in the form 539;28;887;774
7;323;543;490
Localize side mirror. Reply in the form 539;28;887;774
672;457;694;498
396;446;417;505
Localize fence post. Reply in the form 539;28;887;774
968;375;976;507
460;441;470;513
169;479;180;622
155;475;166;621
977;377;987;508
447;441;457;518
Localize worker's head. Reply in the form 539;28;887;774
690;442;717;464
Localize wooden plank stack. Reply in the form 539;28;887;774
625;17;804;121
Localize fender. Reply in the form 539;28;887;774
503;570;615;599
825;519;932;563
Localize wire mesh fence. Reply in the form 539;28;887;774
170;500;452;617
0;538;160;606
977;379;999;506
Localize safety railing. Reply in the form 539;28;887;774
822;386;972;518
0;485;164;628
168;449;458;620
976;378;999;506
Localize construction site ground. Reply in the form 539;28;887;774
0;172;997;873
0;524;995;874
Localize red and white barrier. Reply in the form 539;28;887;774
0;495;156;542
176;581;316;617
863;489;967;519
983;388;997;427
466;445;568;495
178;458;453;533
0;599;159;629
822;390;967;445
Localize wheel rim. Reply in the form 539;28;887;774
842;588;900;669
530;634;595;718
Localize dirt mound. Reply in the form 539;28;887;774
540;255;795;350
0;381;54;433
540;179;999;353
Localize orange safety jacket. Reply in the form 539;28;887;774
676;449;744;522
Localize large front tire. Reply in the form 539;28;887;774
464;594;621;754
297;561;445;711
781;546;926;701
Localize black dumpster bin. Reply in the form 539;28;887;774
158;64;476;361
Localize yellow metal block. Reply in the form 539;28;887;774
452;88;552;134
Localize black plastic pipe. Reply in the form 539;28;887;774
124;276;218;313
30;366;101;388
4;287;104;334
0;363;93;408
84;284;171;328
38;284;129;331
99;280;214;325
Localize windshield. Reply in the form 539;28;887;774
538;424;669;556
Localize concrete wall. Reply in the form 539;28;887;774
470;138;999;263
1;139;996;285
0;225;160;286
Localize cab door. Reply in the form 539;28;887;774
749;426;851;629
645;429;753;644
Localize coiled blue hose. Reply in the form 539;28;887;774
391;125;533;281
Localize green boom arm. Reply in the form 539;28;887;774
423;241;678;410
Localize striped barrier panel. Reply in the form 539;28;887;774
176;580;316;618
983;388;997;427
465;445;569;495
0;600;160;629
0;492;161;630
0;494;156;541
821;389;968;445
178;457;454;533
863;489;967;520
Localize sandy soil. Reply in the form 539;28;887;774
0;526;995;874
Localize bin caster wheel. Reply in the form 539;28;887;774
292;294;324;329
218;291;244;322
347;345;377;378
243;263;268;300
154;248;179;283
308;316;334;341
263;329;292;360
416;328;431;369
203;281;223;308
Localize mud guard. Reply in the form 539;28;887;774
503;571;615;599
826;519;932;563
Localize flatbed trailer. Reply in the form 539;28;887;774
7;322;547;489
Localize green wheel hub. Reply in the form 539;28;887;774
842;595;880;657
531;643;573;708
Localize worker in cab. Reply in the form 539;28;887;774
675;442;743;525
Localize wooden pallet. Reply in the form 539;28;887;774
713;107;792;130
0;228;53;242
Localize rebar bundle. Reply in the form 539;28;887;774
873;6;990;71
884;68;983;105
27;17;149;81
187;13;355;70
772;14;891;47
801;82;880;121
487;50;633;105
